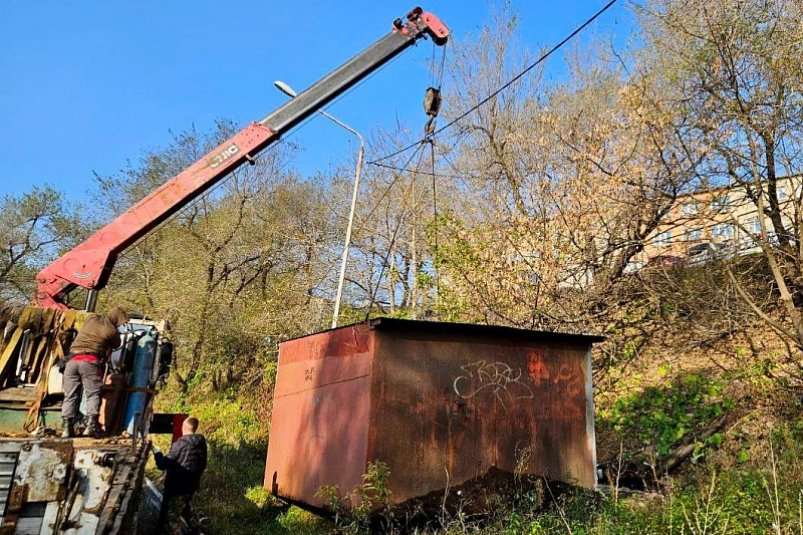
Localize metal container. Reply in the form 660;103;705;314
264;318;603;510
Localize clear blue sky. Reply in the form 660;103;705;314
0;1;634;203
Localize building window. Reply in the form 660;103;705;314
777;187;787;200
687;228;702;241
712;195;730;212
746;218;762;234
712;223;734;240
655;231;672;246
681;202;698;215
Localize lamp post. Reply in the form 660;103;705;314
274;81;364;329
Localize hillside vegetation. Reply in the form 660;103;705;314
2;0;803;533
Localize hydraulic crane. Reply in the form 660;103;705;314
34;7;449;311
0;10;449;533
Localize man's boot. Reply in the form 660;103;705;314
85;416;103;439
61;417;74;438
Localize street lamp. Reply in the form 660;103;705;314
274;80;364;329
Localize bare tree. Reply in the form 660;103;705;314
428;7;701;338
640;0;803;356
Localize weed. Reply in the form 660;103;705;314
316;461;393;534
600;372;732;457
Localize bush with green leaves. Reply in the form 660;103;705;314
600;373;733;458
317;461;392;534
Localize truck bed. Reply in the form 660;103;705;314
0;436;149;535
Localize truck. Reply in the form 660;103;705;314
0;7;449;533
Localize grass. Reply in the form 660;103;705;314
413;462;803;535
148;391;332;535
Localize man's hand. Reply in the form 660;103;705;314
152;445;162;455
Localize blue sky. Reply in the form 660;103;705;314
0;1;634;203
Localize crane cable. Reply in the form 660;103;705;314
424;43;445;304
429;136;440;303
363;140;429;321
368;0;619;166
362;40;448;319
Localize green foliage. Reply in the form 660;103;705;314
0;186;85;303
151;397;803;534
316;461;392;534
423;460;803;534
152;391;331;535
600;373;732;457
353;462;392;519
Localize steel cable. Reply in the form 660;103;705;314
368;0;619;166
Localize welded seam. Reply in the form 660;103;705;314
272;373;372;400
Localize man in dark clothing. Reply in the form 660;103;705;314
61;306;128;438
155;417;208;532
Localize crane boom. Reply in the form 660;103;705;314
35;7;448;310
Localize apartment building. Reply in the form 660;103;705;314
633;175;800;269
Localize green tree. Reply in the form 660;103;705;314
95;121;336;392
0;186;83;303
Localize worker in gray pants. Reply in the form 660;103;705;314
61;306;128;438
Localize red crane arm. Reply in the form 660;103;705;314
35;7;449;310
35;124;276;309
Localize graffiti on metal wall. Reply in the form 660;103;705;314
449;350;586;417
452;360;534;408
304;366;315;382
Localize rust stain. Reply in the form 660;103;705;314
8;482;27;511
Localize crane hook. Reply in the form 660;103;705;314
423;86;442;118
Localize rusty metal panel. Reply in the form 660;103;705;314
13;441;71;503
265;326;375;507
369;325;597;505
266;319;601;510
0;439;149;534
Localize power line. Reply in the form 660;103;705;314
370;161;480;180
356;141;427;230
368;0;619;166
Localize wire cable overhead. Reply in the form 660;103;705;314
368;0;619;166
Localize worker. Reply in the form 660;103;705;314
154;416;208;532
61;306;128;438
